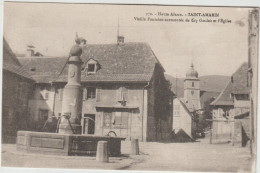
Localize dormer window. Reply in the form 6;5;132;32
84;59;99;74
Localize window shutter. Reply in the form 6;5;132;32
114;112;121;126
116;87;122;101
122;87;128;101
45;92;49;100
121;112;128;128
59;89;63;101
83;88;87;100
96;87;101;102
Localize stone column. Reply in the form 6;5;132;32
58;42;84;134
131;139;139;155
96;141;109;162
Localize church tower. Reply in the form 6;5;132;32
184;63;201;112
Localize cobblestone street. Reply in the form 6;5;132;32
1;137;252;172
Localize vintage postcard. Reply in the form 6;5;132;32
1;1;259;173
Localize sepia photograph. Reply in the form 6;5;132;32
1;1;259;172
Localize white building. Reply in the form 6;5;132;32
172;64;200;139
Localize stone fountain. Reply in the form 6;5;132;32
16;36;125;156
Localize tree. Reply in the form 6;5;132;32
202;97;215;129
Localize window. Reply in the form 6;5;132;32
117;87;128;102
235;94;249;100
44;92;49;100
113;112;128;129
192;82;194;87
174;111;180;116
174;105;180;116
191;91;194;95
57;88;63;101
87;64;95;73
103;112;112;128
84;59;99;74
40;86;50;100
86;87;96;99
39;109;49;122
103;111;128;129
96;88;101;102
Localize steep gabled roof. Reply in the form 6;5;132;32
200;91;220;108
210;62;249;106
18;42;161;83
177;98;193;117
210;81;234;106
3;38;21;66
232;62;250;94
3;37;33;80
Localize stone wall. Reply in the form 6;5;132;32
211;120;234;143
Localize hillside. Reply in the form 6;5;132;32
165;74;230;97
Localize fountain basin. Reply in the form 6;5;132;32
16;131;125;156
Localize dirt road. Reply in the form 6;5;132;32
121;139;252;172
1;138;253;172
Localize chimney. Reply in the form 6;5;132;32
26;45;35;57
117;35;124;45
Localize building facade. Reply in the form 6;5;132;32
18;41;173;142
172;98;195;139
172;64;201;139
210;62;250;145
2;38;34;143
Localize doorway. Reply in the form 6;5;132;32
83;114;95;134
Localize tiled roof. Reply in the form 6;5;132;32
210;62;249;106
3;63;32;80
231;62;250;94
18;42;161;83
210;80;234;106
3;38;33;80
200;91;220;108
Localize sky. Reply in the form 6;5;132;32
3;2;251;77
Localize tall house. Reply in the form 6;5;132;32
184;63;201;112
17;42;173;142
